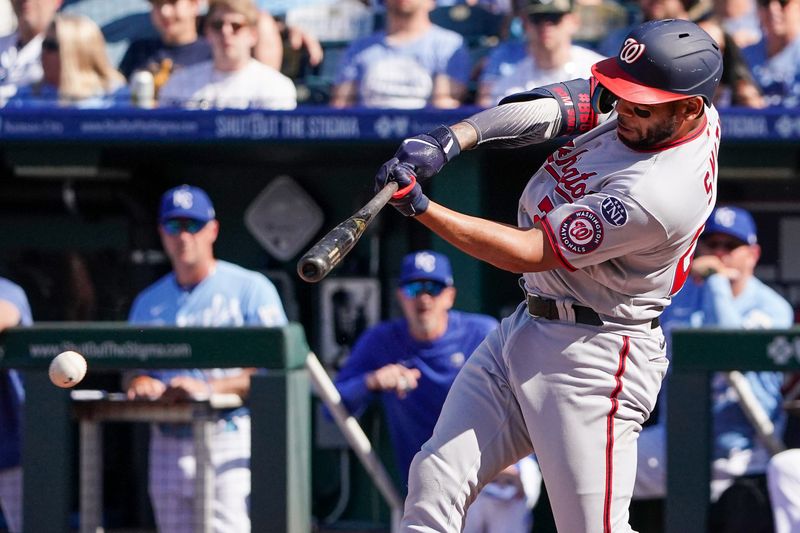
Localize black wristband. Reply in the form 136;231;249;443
428;125;461;161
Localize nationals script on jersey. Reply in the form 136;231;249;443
520;105;721;330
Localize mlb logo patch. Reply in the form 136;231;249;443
414;251;437;273
559;210;604;254
172;189;195;209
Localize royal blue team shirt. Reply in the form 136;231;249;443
335;310;498;483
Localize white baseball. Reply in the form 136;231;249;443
48;350;87;388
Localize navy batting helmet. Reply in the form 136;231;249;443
591;19;723;106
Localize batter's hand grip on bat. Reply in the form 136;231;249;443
297;181;399;283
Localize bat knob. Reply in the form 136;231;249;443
297;255;328;283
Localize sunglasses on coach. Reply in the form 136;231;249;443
700;236;747;252
401;281;447;298
161;218;207;235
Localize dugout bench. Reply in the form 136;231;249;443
666;328;800;533
0;323;311;533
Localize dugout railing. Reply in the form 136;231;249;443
667;328;800;533
0;323;311;533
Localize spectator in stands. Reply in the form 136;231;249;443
741;0;800;107
118;0;212;81
119;0;321;89
634;206;793;533
126;184;288;533
597;0;765;107
7;14;128;107
158;0;297;109
330;0;471;108
0;0;62;106
333;250;542;532
0;277;33;533
476;0;603;107
715;0;762;48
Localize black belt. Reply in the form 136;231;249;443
525;295;660;329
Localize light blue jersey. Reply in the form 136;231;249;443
0;278;33;470
128;260;287;386
129;260;284;531
334;25;471;109
662;274;793;464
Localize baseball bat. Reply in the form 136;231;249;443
725;371;786;456
304;352;404;519
297;181;399;283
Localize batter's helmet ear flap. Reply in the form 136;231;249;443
591;82;618;114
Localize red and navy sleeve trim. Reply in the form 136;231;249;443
541;216;577;272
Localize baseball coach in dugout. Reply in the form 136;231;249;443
372;18;724;533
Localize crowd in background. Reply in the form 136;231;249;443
0;0;798;110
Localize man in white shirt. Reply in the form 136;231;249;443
0;0;62;105
158;0;296;109
477;0;603;107
329;0;471;109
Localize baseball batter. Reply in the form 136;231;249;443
373;19;724;533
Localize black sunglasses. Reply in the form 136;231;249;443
208;19;248;33
700;236;747;252
42;38;59;52
162;218;207;235
401;281;447;298
527;12;567;24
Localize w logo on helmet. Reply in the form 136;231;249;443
619;38;646;64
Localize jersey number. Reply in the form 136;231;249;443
669;225;704;295
671;125;720;293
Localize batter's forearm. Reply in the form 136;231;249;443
416;202;561;273
455;99;563;150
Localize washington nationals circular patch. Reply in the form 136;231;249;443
559;210;604;254
601;197;628;226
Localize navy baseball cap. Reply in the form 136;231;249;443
159;185;216;223
399;250;454;287
704;206;757;245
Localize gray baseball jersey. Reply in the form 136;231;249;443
521;106;721;331
402;105;722;533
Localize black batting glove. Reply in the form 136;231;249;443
374;160;429;217
393;125;461;180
